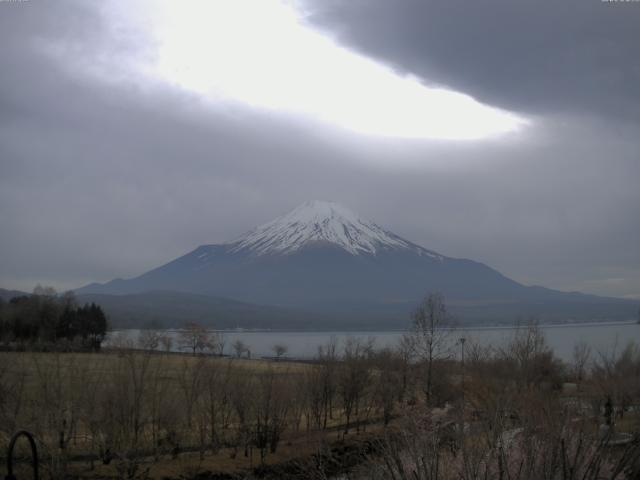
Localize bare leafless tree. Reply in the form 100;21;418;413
317;337;339;428
158;332;173;353
0;353;28;443
137;329;160;351
396;334;414;403
208;331;226;356
501;322;562;390
199;358;233;452
338;337;374;434
232;339;248;358
178;322;210;355
407;292;453;404
372;348;402;426
253;367;292;463
572;340;592;382
229;368;254;459
272;343;288;360
176;355;206;429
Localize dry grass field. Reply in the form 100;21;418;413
0;347;392;479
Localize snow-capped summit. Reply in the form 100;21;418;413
229;200;438;257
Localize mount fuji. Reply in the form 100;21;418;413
77;201;636;327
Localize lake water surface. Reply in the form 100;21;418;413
112;322;640;362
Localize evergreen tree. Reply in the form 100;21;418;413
0;291;108;349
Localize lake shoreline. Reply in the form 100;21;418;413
107;321;640;362
111;319;639;334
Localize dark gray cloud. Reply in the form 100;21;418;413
301;0;640;122
0;0;639;300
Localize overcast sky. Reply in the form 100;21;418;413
1;0;639;299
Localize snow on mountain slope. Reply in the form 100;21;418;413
75;200;637;325
228;200;442;258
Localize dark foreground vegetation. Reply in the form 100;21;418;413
1;294;639;479
0;286;107;350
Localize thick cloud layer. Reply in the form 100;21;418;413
1;0;639;299
302;0;640;122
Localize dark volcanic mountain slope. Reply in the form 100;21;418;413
77;201;636;324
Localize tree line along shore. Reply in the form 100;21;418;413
0;286;107;351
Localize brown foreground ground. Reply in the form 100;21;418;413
2;327;640;479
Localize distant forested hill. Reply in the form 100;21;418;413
0;288;28;301
76;290;328;330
